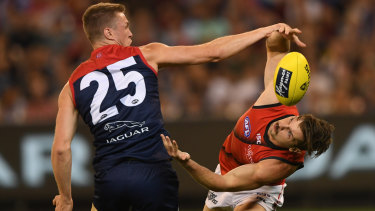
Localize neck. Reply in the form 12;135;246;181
92;40;119;50
268;129;281;146
268;131;289;149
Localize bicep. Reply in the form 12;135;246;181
254;83;279;105
222;159;297;191
53;84;78;150
140;42;218;69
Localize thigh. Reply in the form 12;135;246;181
94;161;179;211
133;162;179;211
204;204;233;211
234;200;266;211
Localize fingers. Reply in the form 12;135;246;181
160;134;190;161
276;24;306;48
160;134;166;142
161;134;178;154
53;195;58;206
291;28;302;34
161;134;171;149
172;140;179;149
280;26;301;36
293;34;307;47
161;134;174;146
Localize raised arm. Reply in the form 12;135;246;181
161;135;297;192
141;23;305;72
51;83;78;211
255;30;307;106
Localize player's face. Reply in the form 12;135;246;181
268;116;304;149
110;12;133;46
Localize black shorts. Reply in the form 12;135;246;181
93;160;179;211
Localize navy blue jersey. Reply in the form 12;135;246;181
69;45;170;171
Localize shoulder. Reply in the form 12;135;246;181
139;43;169;57
139;43;169;60
58;83;74;107
69;59;96;84
139;43;169;71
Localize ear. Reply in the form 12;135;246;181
289;147;302;153
103;27;114;40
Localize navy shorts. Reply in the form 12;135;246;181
93;160;179;211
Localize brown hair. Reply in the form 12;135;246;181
266;31;290;53
82;3;126;44
297;114;335;157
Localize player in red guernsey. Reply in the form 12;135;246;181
162;31;334;211
51;2;308;211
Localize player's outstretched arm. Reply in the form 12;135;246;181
141;23;305;71
161;135;298;192
51;83;78;211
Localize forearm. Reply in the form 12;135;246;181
208;25;278;61
51;146;72;199
178;159;230;192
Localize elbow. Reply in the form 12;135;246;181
52;143;71;158
206;43;224;62
210;50;224;63
209;180;237;192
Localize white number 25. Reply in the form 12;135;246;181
80;57;146;125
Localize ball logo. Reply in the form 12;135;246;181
300;82;308;91
275;67;292;98
304;64;310;79
244;116;251;137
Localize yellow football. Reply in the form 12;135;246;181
273;52;310;106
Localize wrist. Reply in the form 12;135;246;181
264;25;277;36
176;151;191;163
60;194;73;202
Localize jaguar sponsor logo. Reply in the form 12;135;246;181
106;127;149;144
104;120;145;132
104;120;149;143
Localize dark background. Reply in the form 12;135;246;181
1;0;375;210
0;116;374;210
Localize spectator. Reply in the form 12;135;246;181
0;0;374;124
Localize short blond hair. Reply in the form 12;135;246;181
82;3;126;44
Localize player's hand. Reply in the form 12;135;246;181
161;134;190;162
266;23;307;47
52;195;73;211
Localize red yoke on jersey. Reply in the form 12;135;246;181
68;45;156;107
219;103;305;185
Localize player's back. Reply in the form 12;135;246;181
69;45;170;172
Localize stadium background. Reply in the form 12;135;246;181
0;0;374;210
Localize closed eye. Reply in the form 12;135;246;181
288;129;294;139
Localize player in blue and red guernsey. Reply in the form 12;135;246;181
162;32;334;211
51;2;307;211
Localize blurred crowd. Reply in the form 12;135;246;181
0;0;374;125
